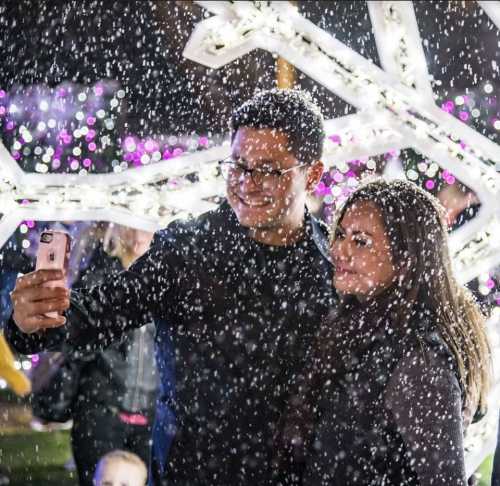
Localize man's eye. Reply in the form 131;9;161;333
259;166;277;175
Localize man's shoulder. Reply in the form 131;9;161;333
152;200;234;249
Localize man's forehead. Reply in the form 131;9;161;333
232;126;290;157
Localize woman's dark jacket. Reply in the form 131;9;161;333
286;303;467;486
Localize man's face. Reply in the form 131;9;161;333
227;127;315;231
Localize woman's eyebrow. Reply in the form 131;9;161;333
350;228;374;237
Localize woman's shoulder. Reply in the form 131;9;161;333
399;311;457;374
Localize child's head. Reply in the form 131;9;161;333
93;450;147;486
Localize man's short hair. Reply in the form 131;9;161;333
231;89;325;165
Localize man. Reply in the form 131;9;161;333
6;89;335;485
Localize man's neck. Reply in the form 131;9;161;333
248;224;305;247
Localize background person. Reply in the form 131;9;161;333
93;449;147;486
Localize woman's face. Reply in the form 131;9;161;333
331;200;398;300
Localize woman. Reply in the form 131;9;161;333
279;179;490;485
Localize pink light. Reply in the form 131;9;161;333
88;142;97;152
487;278;496;289
87;116;96;126
172;148;183;157
162;149;172;160
52;159;61;169
6;121;15;130
26;220;35;228
0;106;5;116
446;175;456;185
0;90;6;98
83;158;92;168
94;85;104;96
199;136;209;147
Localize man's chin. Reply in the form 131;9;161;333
234;211;278;230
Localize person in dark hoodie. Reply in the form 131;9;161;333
6;89;336;485
30;223;159;486
278;179;491;485
70;224;159;485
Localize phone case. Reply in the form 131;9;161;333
36;231;71;318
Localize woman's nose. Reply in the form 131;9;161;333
332;238;351;261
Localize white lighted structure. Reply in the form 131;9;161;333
0;0;500;469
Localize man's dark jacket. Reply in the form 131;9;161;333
6;201;335;485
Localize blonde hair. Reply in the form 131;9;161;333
94;450;147;485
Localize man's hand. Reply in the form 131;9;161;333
10;270;70;334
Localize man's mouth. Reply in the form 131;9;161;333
235;194;273;208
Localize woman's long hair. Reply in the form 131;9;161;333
329;178;490;415
277;179;491;468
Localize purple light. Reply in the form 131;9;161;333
94;85;104;96
144;140;157;152
441;100;454;113
6;120;15;131
83;158;92;168
88;142;97;152
173;148;183;157
328;134;342;144
0;90;6;99
87;116;96;126
26;220;35;228
425;180;435;190
0;106;5;116
487;278;496;289
199;136;209;147
458;111;469;122
85;129;96;142
52;159;61;169
56;87;68;98
333;171;344;183
12;151;21;160
162;149;172;160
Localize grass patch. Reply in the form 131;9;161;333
0;430;77;486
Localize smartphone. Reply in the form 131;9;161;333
35;230;71;318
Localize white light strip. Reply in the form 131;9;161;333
368;1;434;99
478;1;500;30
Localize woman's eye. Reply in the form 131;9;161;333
334;229;345;240
354;237;371;247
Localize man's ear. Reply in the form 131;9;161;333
306;160;324;192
